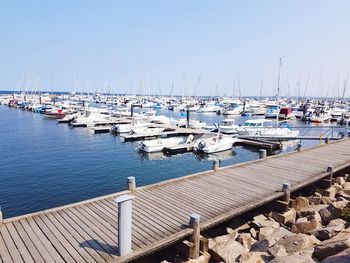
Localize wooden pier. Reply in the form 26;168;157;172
1;139;350;262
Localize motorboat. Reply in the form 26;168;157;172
138;135;194;153
193;134;238;154
265;103;279;118
237;119;299;139
130;127;165;135
197;103;221;113
222;104;243;115
43;108;67;119
111;119;150;133
205;119;239;134
309;106;332;123
278;107;296;120
151;115;171;124
175;118;206;129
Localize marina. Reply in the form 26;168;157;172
1;93;350;219
2;2;350;262
0;139;350;262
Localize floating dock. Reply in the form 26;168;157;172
1;139;350;262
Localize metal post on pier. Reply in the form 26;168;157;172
127;176;136;193
259;149;267;159
297;142;302;152
327;166;334;187
332;127;334;139
189;214;201;259
115;195;135;256
186;108;190;128
282;183;290;210
212;160;220;171
325;137;330;144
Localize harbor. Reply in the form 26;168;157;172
1;92;350;262
1;138;350;262
1;93;350;219
2;1;350;261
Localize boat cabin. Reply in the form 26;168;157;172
278;107;295;119
242;119;273;128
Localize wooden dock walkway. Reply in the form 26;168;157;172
1;139;350;262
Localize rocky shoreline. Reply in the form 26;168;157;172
161;174;350;263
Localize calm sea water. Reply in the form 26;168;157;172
0;105;326;218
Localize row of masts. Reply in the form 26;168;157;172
10;62;350;99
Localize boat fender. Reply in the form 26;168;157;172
198;140;206;149
186;134;194;144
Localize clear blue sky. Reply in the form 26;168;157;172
1;0;350;97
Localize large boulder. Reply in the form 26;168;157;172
276;233;320;254
298;205;328;217
291;219;319;234
306;196;322;205
250;226;293;252
249;214;279;229
318;201;349;224
334;176;346;187
238;252;271;263
268;244;288;258
258;226;275;241
321;247;350;263
208;234;247;263
184;252;211;263
271;209;296;225
237;233;256;251
313;237;350;261
270;226;293;242
250;239;275;252
269;255;315;263
291;197;310;210
343;182;350;190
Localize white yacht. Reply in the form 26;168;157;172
238;119;299;139
193;134;238;154
205;119;239;134
138;135;194;153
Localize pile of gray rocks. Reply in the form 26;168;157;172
205;179;350;262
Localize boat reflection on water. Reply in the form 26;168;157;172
195;149;237;161
271;140;300;155
138;151;167;161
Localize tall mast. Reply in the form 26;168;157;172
276;57;284;123
276;57;283;101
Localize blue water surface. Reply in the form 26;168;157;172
0;106;264;218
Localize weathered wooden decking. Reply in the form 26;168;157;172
1;139;350;262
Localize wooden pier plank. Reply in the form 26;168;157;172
11;221;45;263
44;213;96;262
5;224;34;263
0;225;24;263
36;214;87;263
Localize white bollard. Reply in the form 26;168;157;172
115;195;135;256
